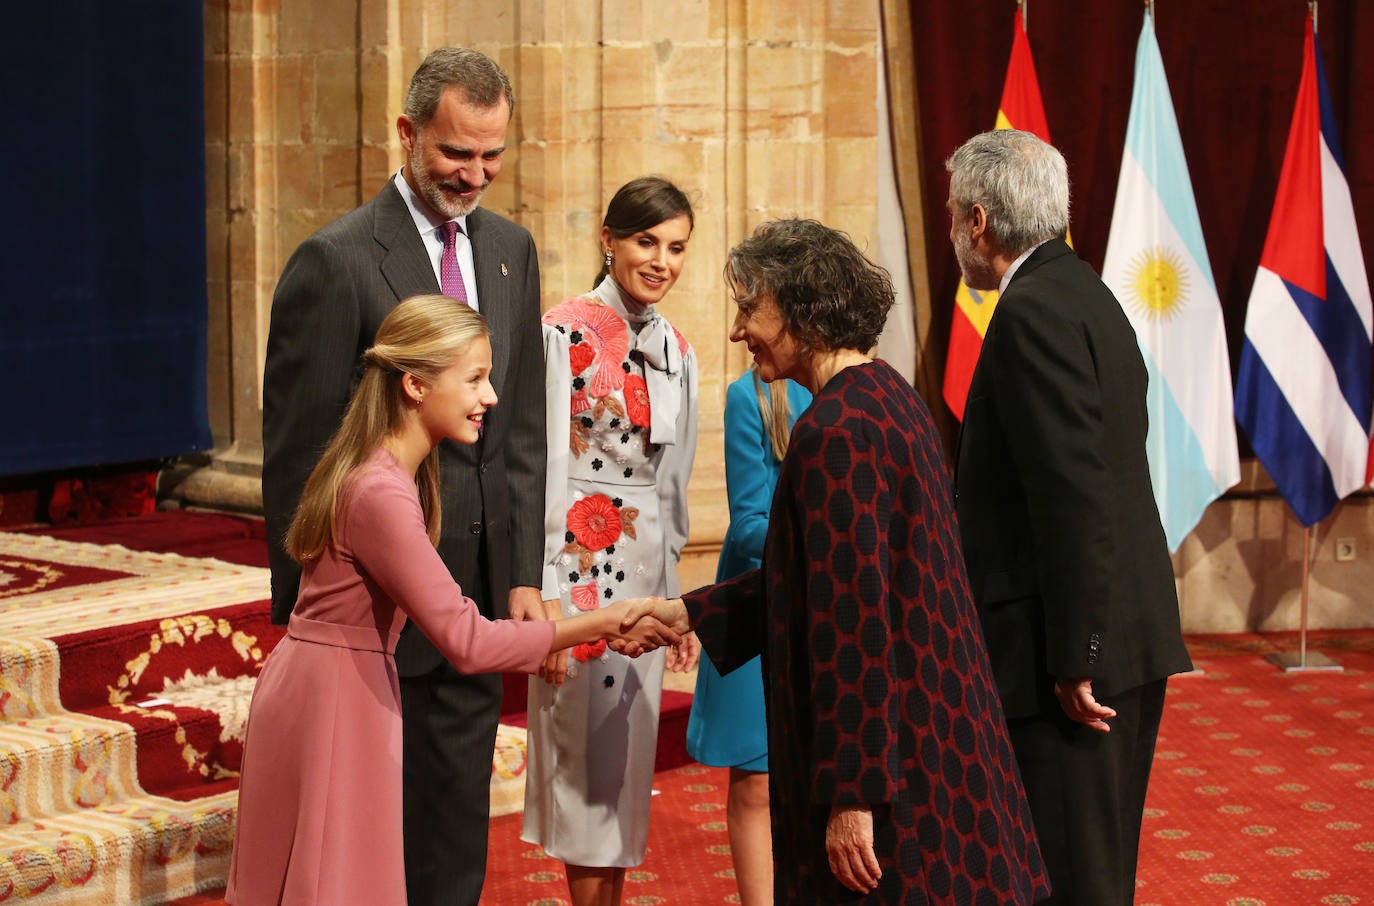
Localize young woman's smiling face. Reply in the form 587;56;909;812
418;336;497;446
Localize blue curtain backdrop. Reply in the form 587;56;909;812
0;3;210;476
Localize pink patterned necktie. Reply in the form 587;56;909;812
438;221;469;305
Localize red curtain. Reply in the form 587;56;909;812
910;0;1374;416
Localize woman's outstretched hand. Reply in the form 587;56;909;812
606;598;683;657
609;597;691;657
666;631;700;673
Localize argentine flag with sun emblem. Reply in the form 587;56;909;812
1102;10;1240;551
1235;13;1373;528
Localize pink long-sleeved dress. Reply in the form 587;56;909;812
226;448;555;905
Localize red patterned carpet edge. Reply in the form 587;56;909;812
0;555;135;599
0;514;279;905
11;512;282;803
26;511;272;568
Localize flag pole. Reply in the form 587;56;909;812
1019;0;1027;33
1264;0;1342;675
1267;522;1342;672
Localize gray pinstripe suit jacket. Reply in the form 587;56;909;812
261;178;546;677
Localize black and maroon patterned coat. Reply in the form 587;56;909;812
684;360;1050;904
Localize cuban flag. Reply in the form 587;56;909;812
1235;13;1374;527
1102;10;1240;551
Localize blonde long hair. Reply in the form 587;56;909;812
286;295;489;562
751;365;795;462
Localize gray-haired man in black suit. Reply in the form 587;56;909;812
261;47;546;906
947;129;1193;905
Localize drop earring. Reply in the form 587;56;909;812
604;250;612;268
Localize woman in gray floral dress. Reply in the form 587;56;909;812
522;177;699;906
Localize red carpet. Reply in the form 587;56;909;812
1134;632;1374;905
30;511;271;568
14;514;1369;905
480;763;737;905
180;632;1374;906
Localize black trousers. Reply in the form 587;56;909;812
1007;678;1168;906
400;663;504;906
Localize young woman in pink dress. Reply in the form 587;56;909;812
226;295;675;906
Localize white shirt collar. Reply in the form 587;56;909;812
998;240;1049;295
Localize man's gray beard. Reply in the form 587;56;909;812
955;231;999;292
411;155;484;218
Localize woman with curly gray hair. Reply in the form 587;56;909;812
617;219;1051;904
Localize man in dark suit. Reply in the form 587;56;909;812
261;47;546;906
947;129;1193;906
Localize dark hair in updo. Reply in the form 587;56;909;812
725;218;893;353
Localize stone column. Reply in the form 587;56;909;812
185;0;374;510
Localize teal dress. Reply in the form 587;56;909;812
686;372;810;770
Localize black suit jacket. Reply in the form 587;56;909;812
954;239;1192;719
261;179;546;676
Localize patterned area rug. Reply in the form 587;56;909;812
0;518;583;904
0;531;279;905
18;515;1364;906
178;632;1374;906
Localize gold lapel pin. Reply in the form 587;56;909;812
500;263;509;276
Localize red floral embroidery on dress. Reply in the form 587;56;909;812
570;388;590;418
543;298;630;399
623;374;651;428
567;494;623;551
570;639;607;663
568;342;595;376
671;324;690;359
563;498;639;571
570;581;600;613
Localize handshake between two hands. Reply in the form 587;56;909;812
537;596;694;687
609;596;692;658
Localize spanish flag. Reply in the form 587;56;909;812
943;9;1055;421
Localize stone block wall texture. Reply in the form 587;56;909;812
201;0;1373;633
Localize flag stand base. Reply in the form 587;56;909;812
1265;650;1343;673
1265;525;1343;674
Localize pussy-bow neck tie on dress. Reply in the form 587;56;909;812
628;310;683;445
592;277;683;445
